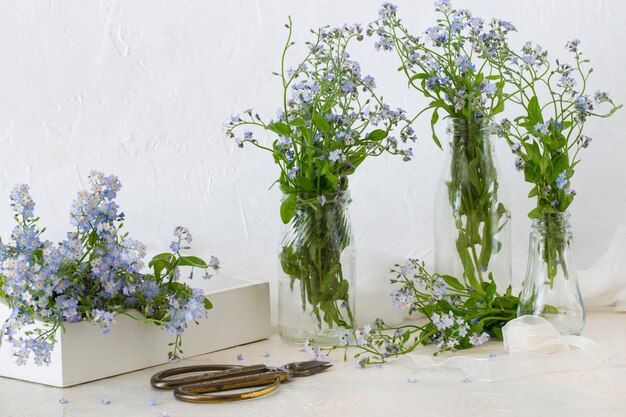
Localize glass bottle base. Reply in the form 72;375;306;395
278;325;344;346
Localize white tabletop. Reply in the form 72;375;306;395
1;312;625;417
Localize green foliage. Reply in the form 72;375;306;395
279;193;354;330
326;259;518;364
447;118;509;292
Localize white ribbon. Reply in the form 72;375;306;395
408;315;600;381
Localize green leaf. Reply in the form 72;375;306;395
312;113;331;132
402;330;411;342
267;122;292;136
527;96;543;123
367;129;388;141
474;72;484;87
203;297;213;310
492;99;505;115
528;206;544;219
149;253;174;268
430;110;442;149
528;187;538;198
280;194;297;224
440;274;465;291
409;73;430;82
151;259;169;281
177;256;208;268
290;117;307;127
492;326;503;340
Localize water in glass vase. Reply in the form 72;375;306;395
434;118;512;293
518;212;585;335
278;191;356;345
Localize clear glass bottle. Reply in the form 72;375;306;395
518;212;585;335
434;118;512;293
278;191;356;345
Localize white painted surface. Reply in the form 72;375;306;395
0;312;624;417
0;0;624;326
0;277;271;387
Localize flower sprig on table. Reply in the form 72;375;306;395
0;171;219;365
325;259;518;365
492;39;621;218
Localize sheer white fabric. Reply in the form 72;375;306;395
408;316;601;381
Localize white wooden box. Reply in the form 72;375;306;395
0;276;271;387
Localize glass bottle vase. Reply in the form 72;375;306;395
434;118;512;293
278;191;356;345
517;212;585;335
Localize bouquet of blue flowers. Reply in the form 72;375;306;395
369;1;516;294
0;171;219;365
225;19;413;336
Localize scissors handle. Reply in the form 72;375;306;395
174;371;290;403
151;364;267;389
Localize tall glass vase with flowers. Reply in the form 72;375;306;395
225;19;414;343
492;39;621;334
369;1;516;294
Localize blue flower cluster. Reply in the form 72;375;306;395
164;288;209;337
370;2;516;121
225;19;415;197
0;173;220;366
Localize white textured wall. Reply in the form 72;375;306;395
1;0;625;322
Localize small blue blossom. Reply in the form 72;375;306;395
574;95;594;122
9;184;36;220
565;39;580;53
453;54;475;73
434;0;451;13
288;166;299;179
378;2;397;17
534;122;550;136
555;171;568;190
468;332;490;346
328;149;343;162
237;354;244;361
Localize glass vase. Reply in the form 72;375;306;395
517;212;585;335
434;118;512;293
278;191;356;345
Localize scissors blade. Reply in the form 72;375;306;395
284;360;333;376
176;370;289;394
151;364;267;389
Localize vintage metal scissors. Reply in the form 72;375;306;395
150;360;332;403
